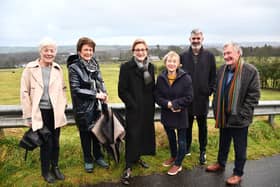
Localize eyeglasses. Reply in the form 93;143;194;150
133;48;147;52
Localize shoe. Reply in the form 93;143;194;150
206;163;225;172
51;166;65;180
138;159;149;168
199;152;207;165
167;165;182;176
185;149;191;156
162;157;176;167
226;175;242;185
84;162;94;173
96;158;109;169
121;168;132;185
42;172;56;183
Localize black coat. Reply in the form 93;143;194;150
118;58;156;162
180;47;216;115
67;55;106;131
155;69;193;129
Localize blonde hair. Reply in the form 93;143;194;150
39;37;57;52
163;51;180;64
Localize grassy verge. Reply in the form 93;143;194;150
0;116;280;186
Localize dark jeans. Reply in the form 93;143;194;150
79;131;103;163
40;109;60;175
217;127;249;176
78;109;103;163
186;114;207;153
164;126;187;166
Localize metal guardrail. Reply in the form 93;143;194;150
0;101;280;128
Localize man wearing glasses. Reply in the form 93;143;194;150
180;29;216;165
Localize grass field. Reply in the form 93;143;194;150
0;62;280;186
0;62;280;104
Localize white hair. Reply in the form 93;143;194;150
38;37;57;52
223;42;243;56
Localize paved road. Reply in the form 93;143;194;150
84;154;280;187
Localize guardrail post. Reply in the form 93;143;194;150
0;129;4;139
268;114;275;126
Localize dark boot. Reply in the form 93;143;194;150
121;168;132;185
51;166;65;180
199;152;207;165
42;171;56;183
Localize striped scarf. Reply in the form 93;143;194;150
215;59;244;128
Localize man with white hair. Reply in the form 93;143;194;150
206;42;260;185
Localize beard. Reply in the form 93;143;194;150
191;43;202;50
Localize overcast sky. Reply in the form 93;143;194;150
1;0;279;46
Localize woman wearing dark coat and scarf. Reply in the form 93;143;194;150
155;51;193;176
118;39;156;185
67;37;109;173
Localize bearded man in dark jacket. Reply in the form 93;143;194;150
180;29;216;164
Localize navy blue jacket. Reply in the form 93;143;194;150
155;69;193;129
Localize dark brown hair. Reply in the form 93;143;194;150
131;38;148;51
76;37;96;52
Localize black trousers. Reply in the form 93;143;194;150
79;130;103;163
186;114;207;153
40;109;60;175
218;127;248;176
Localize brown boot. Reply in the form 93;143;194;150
226;175;241;185
205;163;224;172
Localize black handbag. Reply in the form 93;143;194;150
19;126;51;160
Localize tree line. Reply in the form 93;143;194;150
0;45;279;89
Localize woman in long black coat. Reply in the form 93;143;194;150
118;39;156;184
155;51;193;176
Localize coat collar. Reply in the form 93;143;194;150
188;46;204;55
160;68;186;83
27;59;61;87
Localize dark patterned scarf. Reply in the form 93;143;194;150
215;59;244;128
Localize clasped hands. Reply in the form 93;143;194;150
96;91;108;103
167;101;181;112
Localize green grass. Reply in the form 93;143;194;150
0;62;279;104
0;62;280;186
1;118;280;186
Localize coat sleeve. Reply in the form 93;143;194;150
60;67;67;108
240;66;261;118
20;67;32;122
118;64;137;109
172;75;193;109
154;76;169;109
68;66;97;99
208;53;217;96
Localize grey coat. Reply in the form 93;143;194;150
213;62;261;128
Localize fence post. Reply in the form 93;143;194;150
268;114;275;126
0;129;4;139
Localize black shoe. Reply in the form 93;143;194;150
138;159;149;168
199;152;207;165
42;172;56;183
121;168;131;185
52;166;65;180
